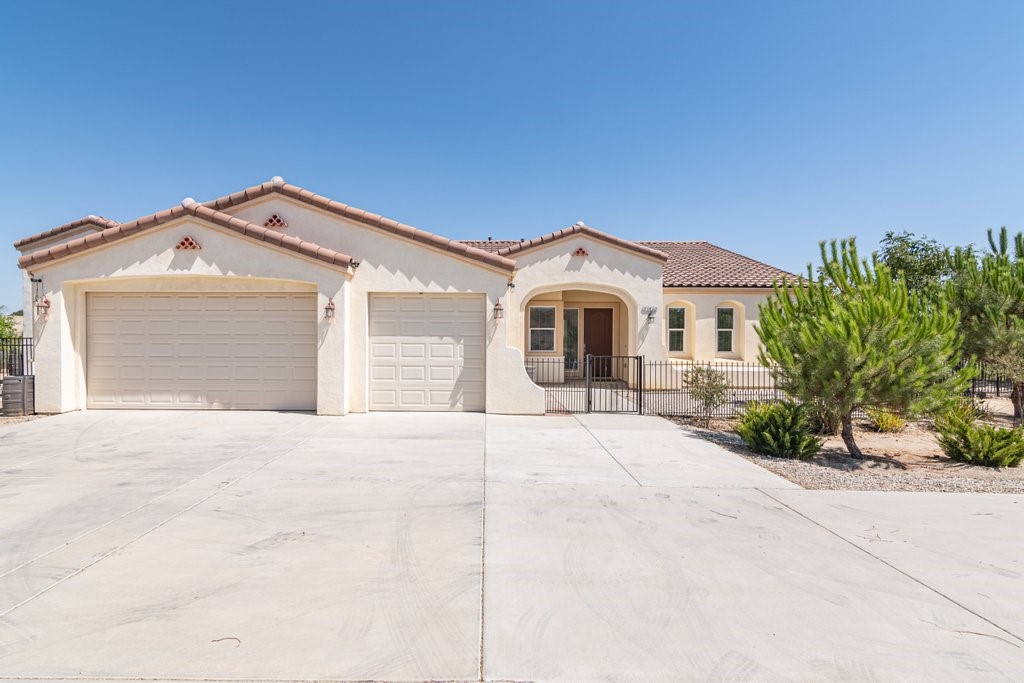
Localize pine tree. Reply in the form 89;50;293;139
947;228;1024;422
757;239;972;457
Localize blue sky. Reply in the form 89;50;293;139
2;0;1022;311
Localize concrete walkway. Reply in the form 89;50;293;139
0;411;1020;681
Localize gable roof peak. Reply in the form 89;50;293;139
19;199;356;271
201;178;517;272
495;222;669;262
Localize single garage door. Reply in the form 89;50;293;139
87;292;316;410
369;294;485;411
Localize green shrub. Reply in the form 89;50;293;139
865;407;906;433
684;365;731;428
936;397;988;425
735;401;823;460
935;415;1024;468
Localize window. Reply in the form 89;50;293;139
529;306;556;352
716;307;735;353
667;307;686;352
563;308;579;369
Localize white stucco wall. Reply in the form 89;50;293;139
222;196;544;414
17;225;101;341
507;235;669;361
661;288;772;362
24;217;351;414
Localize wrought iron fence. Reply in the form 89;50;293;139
525;355;643;414
642;360;782;418
0;338;33;379
527;355;1018;418
963;361;1015;398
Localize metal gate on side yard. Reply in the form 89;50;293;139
527;355;644;414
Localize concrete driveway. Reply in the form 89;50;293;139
0;411;1021;681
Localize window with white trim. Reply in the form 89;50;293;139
716;307;735;353
529;306;557;352
667;306;686;352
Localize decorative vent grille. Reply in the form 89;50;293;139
264;213;288;229
573;247;589;257
176;235;201;250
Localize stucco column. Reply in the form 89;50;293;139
316;281;348;415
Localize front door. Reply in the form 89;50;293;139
583;308;614;378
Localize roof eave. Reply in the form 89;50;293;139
202;178;518;273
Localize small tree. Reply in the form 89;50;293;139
878;230;955;297
758;239;972;457
683;365;730;428
0;306;16;340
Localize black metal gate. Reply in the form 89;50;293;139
533;354;643;414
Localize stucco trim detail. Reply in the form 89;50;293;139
18;200;356;271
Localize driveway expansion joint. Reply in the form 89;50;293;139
571;414;643;486
756;487;1024;647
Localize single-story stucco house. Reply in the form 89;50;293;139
13;176;790;415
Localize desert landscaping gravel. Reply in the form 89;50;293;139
676;420;1024;494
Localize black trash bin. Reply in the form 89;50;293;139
1;376;35;417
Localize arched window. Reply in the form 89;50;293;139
667;306;686;352
716;306;735;353
714;300;745;358
665;300;695;357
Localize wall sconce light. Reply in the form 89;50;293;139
493;299;504;319
641;305;658;323
324;298;336;320
35;296;51;320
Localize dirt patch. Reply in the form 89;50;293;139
0;414;48;427
668;398;1024;493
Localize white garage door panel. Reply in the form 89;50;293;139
369;294;485;411
87;293;316;410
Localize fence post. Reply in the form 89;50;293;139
585;354;592;413
637;355;644;415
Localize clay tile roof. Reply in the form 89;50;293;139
18;200;355;271
13;215;121;250
491;223;669;262
466;238;792;288
637;241;793;288
202;178;517;272
460;240;519;253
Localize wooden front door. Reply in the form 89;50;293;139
583;308;614;377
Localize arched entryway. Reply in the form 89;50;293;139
519;286;642;412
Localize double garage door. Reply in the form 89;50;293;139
368;294;485;411
85;292;485;412
87;292;317;410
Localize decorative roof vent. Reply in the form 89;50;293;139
176;235;201;250
264;213;288;229
573;247;589;257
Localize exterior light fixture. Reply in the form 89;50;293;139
641;305;658;323
324;298;336;320
493;299;504;319
35;296;51;320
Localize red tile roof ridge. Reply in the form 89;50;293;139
13;214;122;250
201;177;517;272
495;222;669;261
19;199;356;271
